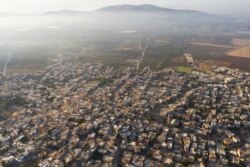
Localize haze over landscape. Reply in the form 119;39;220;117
0;1;250;167
1;0;250;16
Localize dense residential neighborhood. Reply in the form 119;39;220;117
0;61;249;167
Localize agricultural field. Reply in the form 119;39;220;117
140;37;186;70
190;35;234;46
232;38;250;46
187;43;230;61
171;56;187;66
214;55;250;72
226;46;250;58
184;34;250;72
77;34;188;70
77;33;145;67
196;60;231;73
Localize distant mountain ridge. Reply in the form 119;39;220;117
96;4;208;15
44;4;209;16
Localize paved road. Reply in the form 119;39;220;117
2;52;12;77
137;38;150;70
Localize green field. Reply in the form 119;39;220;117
174;66;193;74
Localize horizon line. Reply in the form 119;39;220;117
0;4;211;15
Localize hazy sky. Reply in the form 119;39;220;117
0;0;249;16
